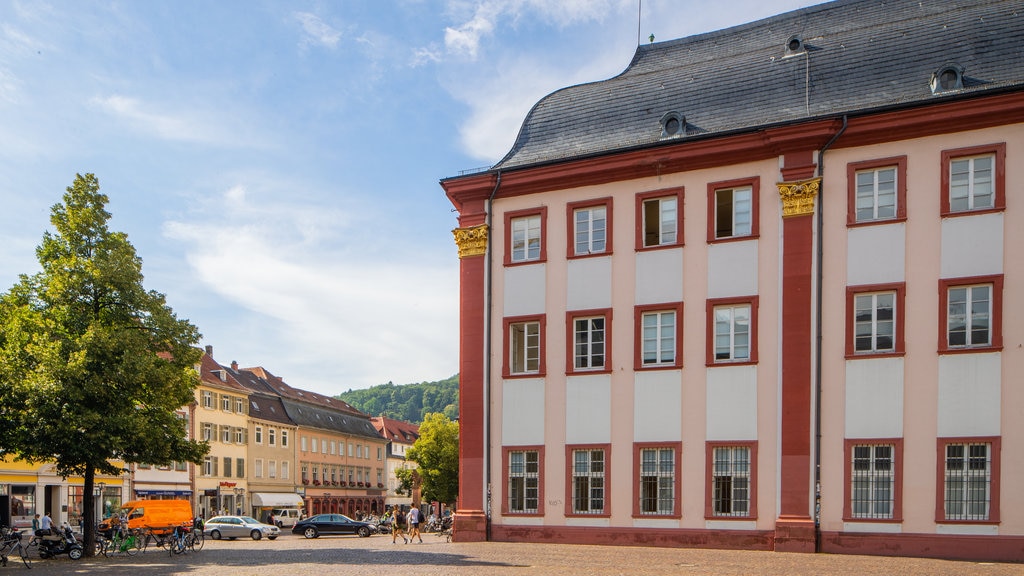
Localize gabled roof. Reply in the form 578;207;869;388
371;416;420;445
489;0;1024;171
243;366;363;416
197;352;249;393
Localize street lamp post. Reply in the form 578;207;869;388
232;487;244;516
95;481;106;525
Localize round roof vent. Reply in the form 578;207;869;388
785;35;805;56
660;111;686;138
931;63;964;94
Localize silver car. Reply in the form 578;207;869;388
204;516;280;541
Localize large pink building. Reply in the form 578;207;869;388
442;0;1024;561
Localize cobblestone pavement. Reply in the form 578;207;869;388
8;532;1023;576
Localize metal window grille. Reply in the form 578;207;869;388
850;444;894;519
574;206;607;254
574;317;606;369
511;321;541;374
947;285;991;347
572;449;605;514
714;305;750;361
508;451;540;513
950;155;993;212
511;215;542;262
944;443;991;521
854;292;895;353
855;167;897;221
713;447;751;517
642;311;675;365
639;448;675;515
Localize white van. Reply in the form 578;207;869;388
270;508;302;528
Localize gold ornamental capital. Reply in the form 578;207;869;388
777;177;821;217
452;224;489;258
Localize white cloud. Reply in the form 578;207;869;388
444;11;496;59
89;94;263;148
294;12;342;49
162;183;459;393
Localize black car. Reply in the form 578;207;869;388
292;514;374;538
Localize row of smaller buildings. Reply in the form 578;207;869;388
0;346;421;528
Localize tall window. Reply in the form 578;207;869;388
941;143;1005;216
220;426;231;443
236;458;245;478
511;215;541;262
221;395;231;411
202;422;213;441
947;284;991;348
637;446;676;516
234;428;244;444
506;449;541;515
570;312;609;372
707;444;755;518
714;304;750;362
575;206;606;255
281;430;289;448
506;317;543;376
301;436;307;452
269;428;276;446
279;461;287;479
203;456;213;476
255;459;263;478
504;207;546;266
569;447;606;515
235;397;244;414
943;441;993;521
640;310;676;366
269;460;277;479
850;444;895;519
847;157;907;225
855;292;894;353
254;426;263;444
223;457;232;478
642;196;677;247
202;390;213;409
708;178;758;242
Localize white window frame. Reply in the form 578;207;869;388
642;196;677;247
221;395;231;412
571;448;606;515
641;310;675;366
639;447;675;515
281;430;289;448
714;304;751;362
280;460;288;479
944;442;991;521
254;426;263;445
949;154;994;212
714;187;752;239
573;316;606;370
269;428;276;446
574;206;607;255
855;167;897;222
511;215;542;262
854;292;895;353
202;390;213;409
508;450;540;514
255;459;263;478
712;446;751;517
510;320;541;375
947;284;992;348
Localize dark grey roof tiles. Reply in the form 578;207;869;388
493;0;1024;170
280;398;382;441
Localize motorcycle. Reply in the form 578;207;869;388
37;523;83;560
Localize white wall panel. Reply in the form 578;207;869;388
635;248;683;305
566;374;611;444
634;371;682;442
567;257;612;310
502;378;546;445
503;264;546;316
937;353;1001;437
844;358;904;439
847;223;906;285
707;241;758;298
941;213;1003;278
706;365;757;441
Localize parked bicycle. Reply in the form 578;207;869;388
0;526;31;568
99;526;141;557
167;524;203;555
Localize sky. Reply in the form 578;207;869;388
0;0;823;396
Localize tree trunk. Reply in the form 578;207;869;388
82;466;97;557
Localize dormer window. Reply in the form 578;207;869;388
660;112;686;138
931;64;964;94
784;35;805;56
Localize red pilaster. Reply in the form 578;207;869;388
775;190;816;553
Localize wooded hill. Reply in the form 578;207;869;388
336;374;458;425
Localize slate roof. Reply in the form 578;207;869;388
280;398;383;441
246;393;294;426
492;0;1024;170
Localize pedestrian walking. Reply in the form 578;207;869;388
391;508;408;544
407;507;423;543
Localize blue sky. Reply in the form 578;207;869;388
0;0;822;395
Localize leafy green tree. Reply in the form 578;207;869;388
337;374;458;423
405;413;459;505
0;174;208;555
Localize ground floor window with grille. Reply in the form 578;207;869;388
638;447;675;515
943;441;994;521
570;447;606;515
709;445;753;518
850;443;895;519
508;450;540;514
